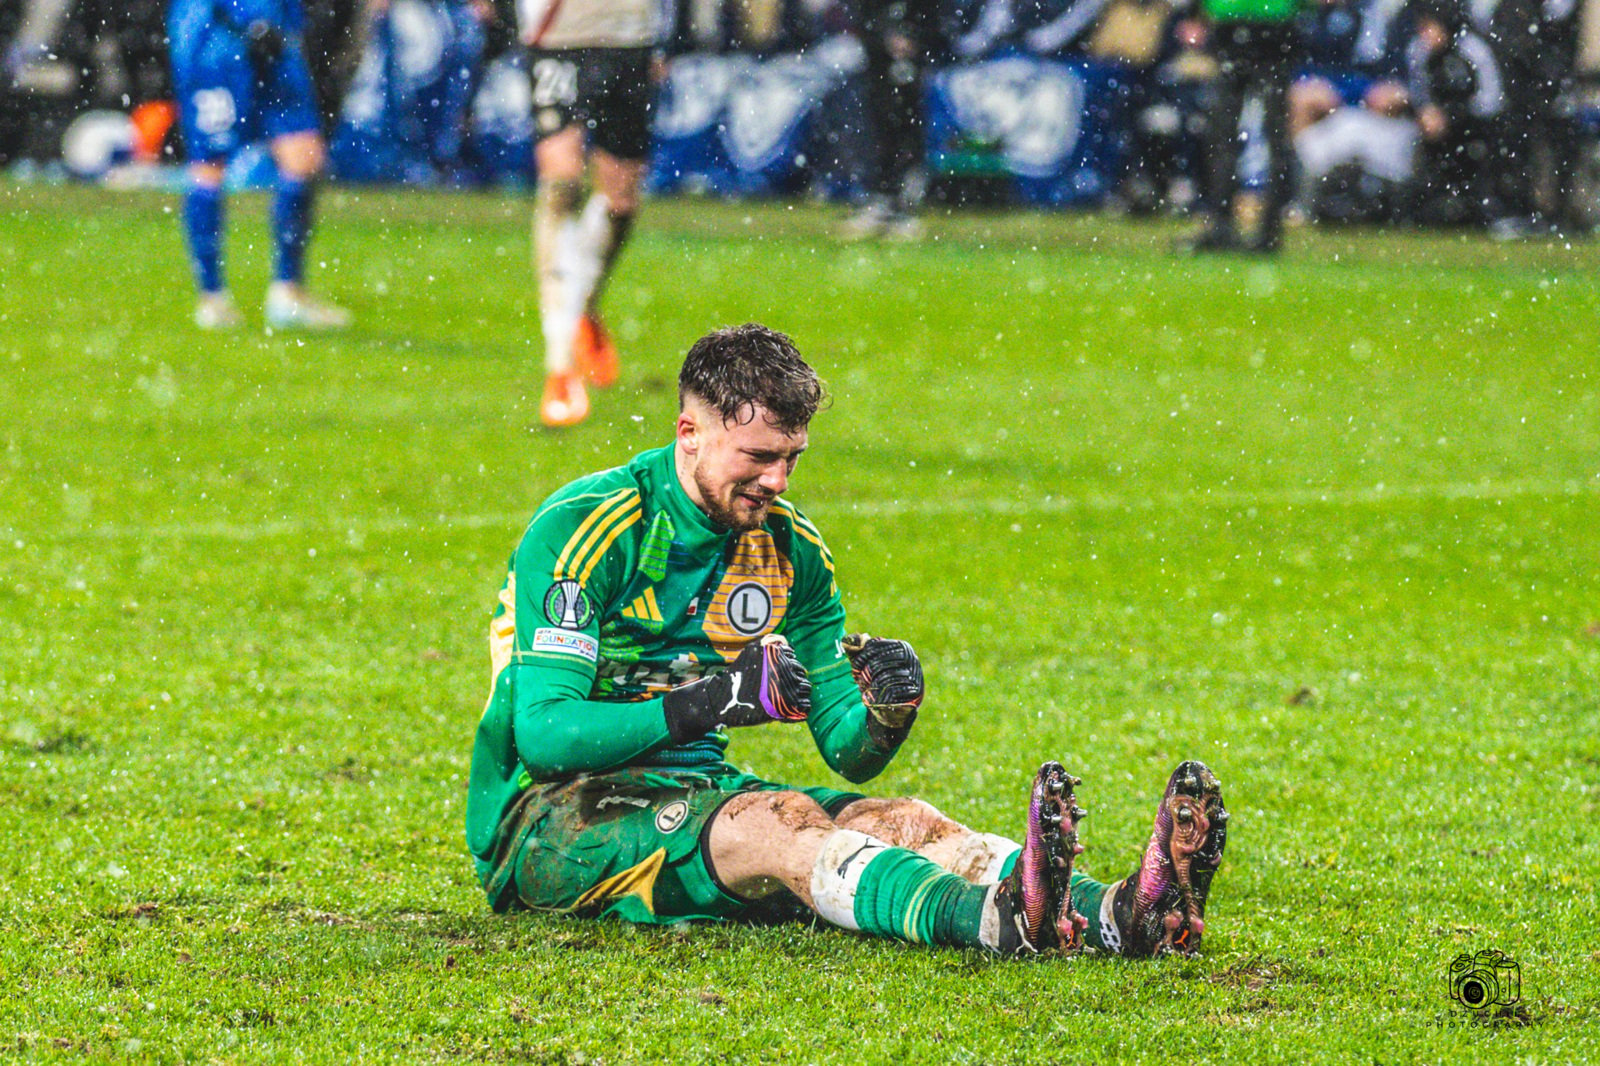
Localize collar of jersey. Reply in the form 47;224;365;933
646;442;741;550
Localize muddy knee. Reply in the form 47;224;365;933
835;796;955;847
706;791;836;899
717;789;835;834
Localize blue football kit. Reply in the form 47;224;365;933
168;0;319;161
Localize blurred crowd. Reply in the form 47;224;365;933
2;0;1595;234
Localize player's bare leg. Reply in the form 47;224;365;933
704;790;838;904
264;130;350;330
533;126;590;426
570;148;643;388
833;797;1024;883
707;764;1084;955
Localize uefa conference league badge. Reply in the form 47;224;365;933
543;579;594;630
530;579;600;663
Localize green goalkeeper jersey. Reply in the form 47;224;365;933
466;443;905;877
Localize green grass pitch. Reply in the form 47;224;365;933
2;182;1597;1062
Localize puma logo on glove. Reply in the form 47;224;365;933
662;635;812;743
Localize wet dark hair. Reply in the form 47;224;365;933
678;323;827;432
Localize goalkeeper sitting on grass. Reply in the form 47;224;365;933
466;323;1228;956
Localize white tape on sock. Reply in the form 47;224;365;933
809;829;891;932
949;832;1022;883
1099;880;1123;954
976;883;1005;952
978;835;1022;883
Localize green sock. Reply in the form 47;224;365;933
850;844;989;947
965;851;1113;950
1070;870;1115;950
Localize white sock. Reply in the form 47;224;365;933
579;192;613;262
559;195;610;328
976;883;1007;952
534;185;582;374
1098;879;1126;954
808;828;893;931
957;833;1022;884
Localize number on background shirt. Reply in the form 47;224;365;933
193;89;237;136
531;59;578;108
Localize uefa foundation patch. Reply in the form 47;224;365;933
531;627;599;662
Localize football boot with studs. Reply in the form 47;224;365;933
991;761;1088;955
1103;760;1228;956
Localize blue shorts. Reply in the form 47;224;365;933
173;28;319;162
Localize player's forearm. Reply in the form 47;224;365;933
806;665;905;784
512;694;671;780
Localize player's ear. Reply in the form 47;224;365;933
675;405;701;457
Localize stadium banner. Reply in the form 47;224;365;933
648;36;867;197
330;0;486;185
329;16;1126;205
924;53;1125;207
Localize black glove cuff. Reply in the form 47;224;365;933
866;708;916;752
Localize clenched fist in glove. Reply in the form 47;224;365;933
662;635;811;744
843;634;924;744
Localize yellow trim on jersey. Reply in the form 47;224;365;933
775;499;835;576
553;488;640;581
487;571;517;700
578;505;642;584
570;847;667;916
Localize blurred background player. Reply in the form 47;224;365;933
518;0;664;428
168;0;352;330
841;0;940;241
1487;0;1585;235
1405;0;1505;228
1183;0;1304;253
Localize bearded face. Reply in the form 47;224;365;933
676;400;808;532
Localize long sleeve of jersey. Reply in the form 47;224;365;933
501;501;672;780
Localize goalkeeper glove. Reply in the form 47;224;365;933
843;634;924;745
661;635;811;744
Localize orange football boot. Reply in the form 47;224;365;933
540;369;589;428
574;313;620;387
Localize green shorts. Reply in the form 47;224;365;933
482;765;864;924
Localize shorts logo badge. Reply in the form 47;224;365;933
543;579;594;630
726;582;772;636
655;799;690;834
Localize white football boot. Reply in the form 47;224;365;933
264;281;352;331
194;291;244;331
